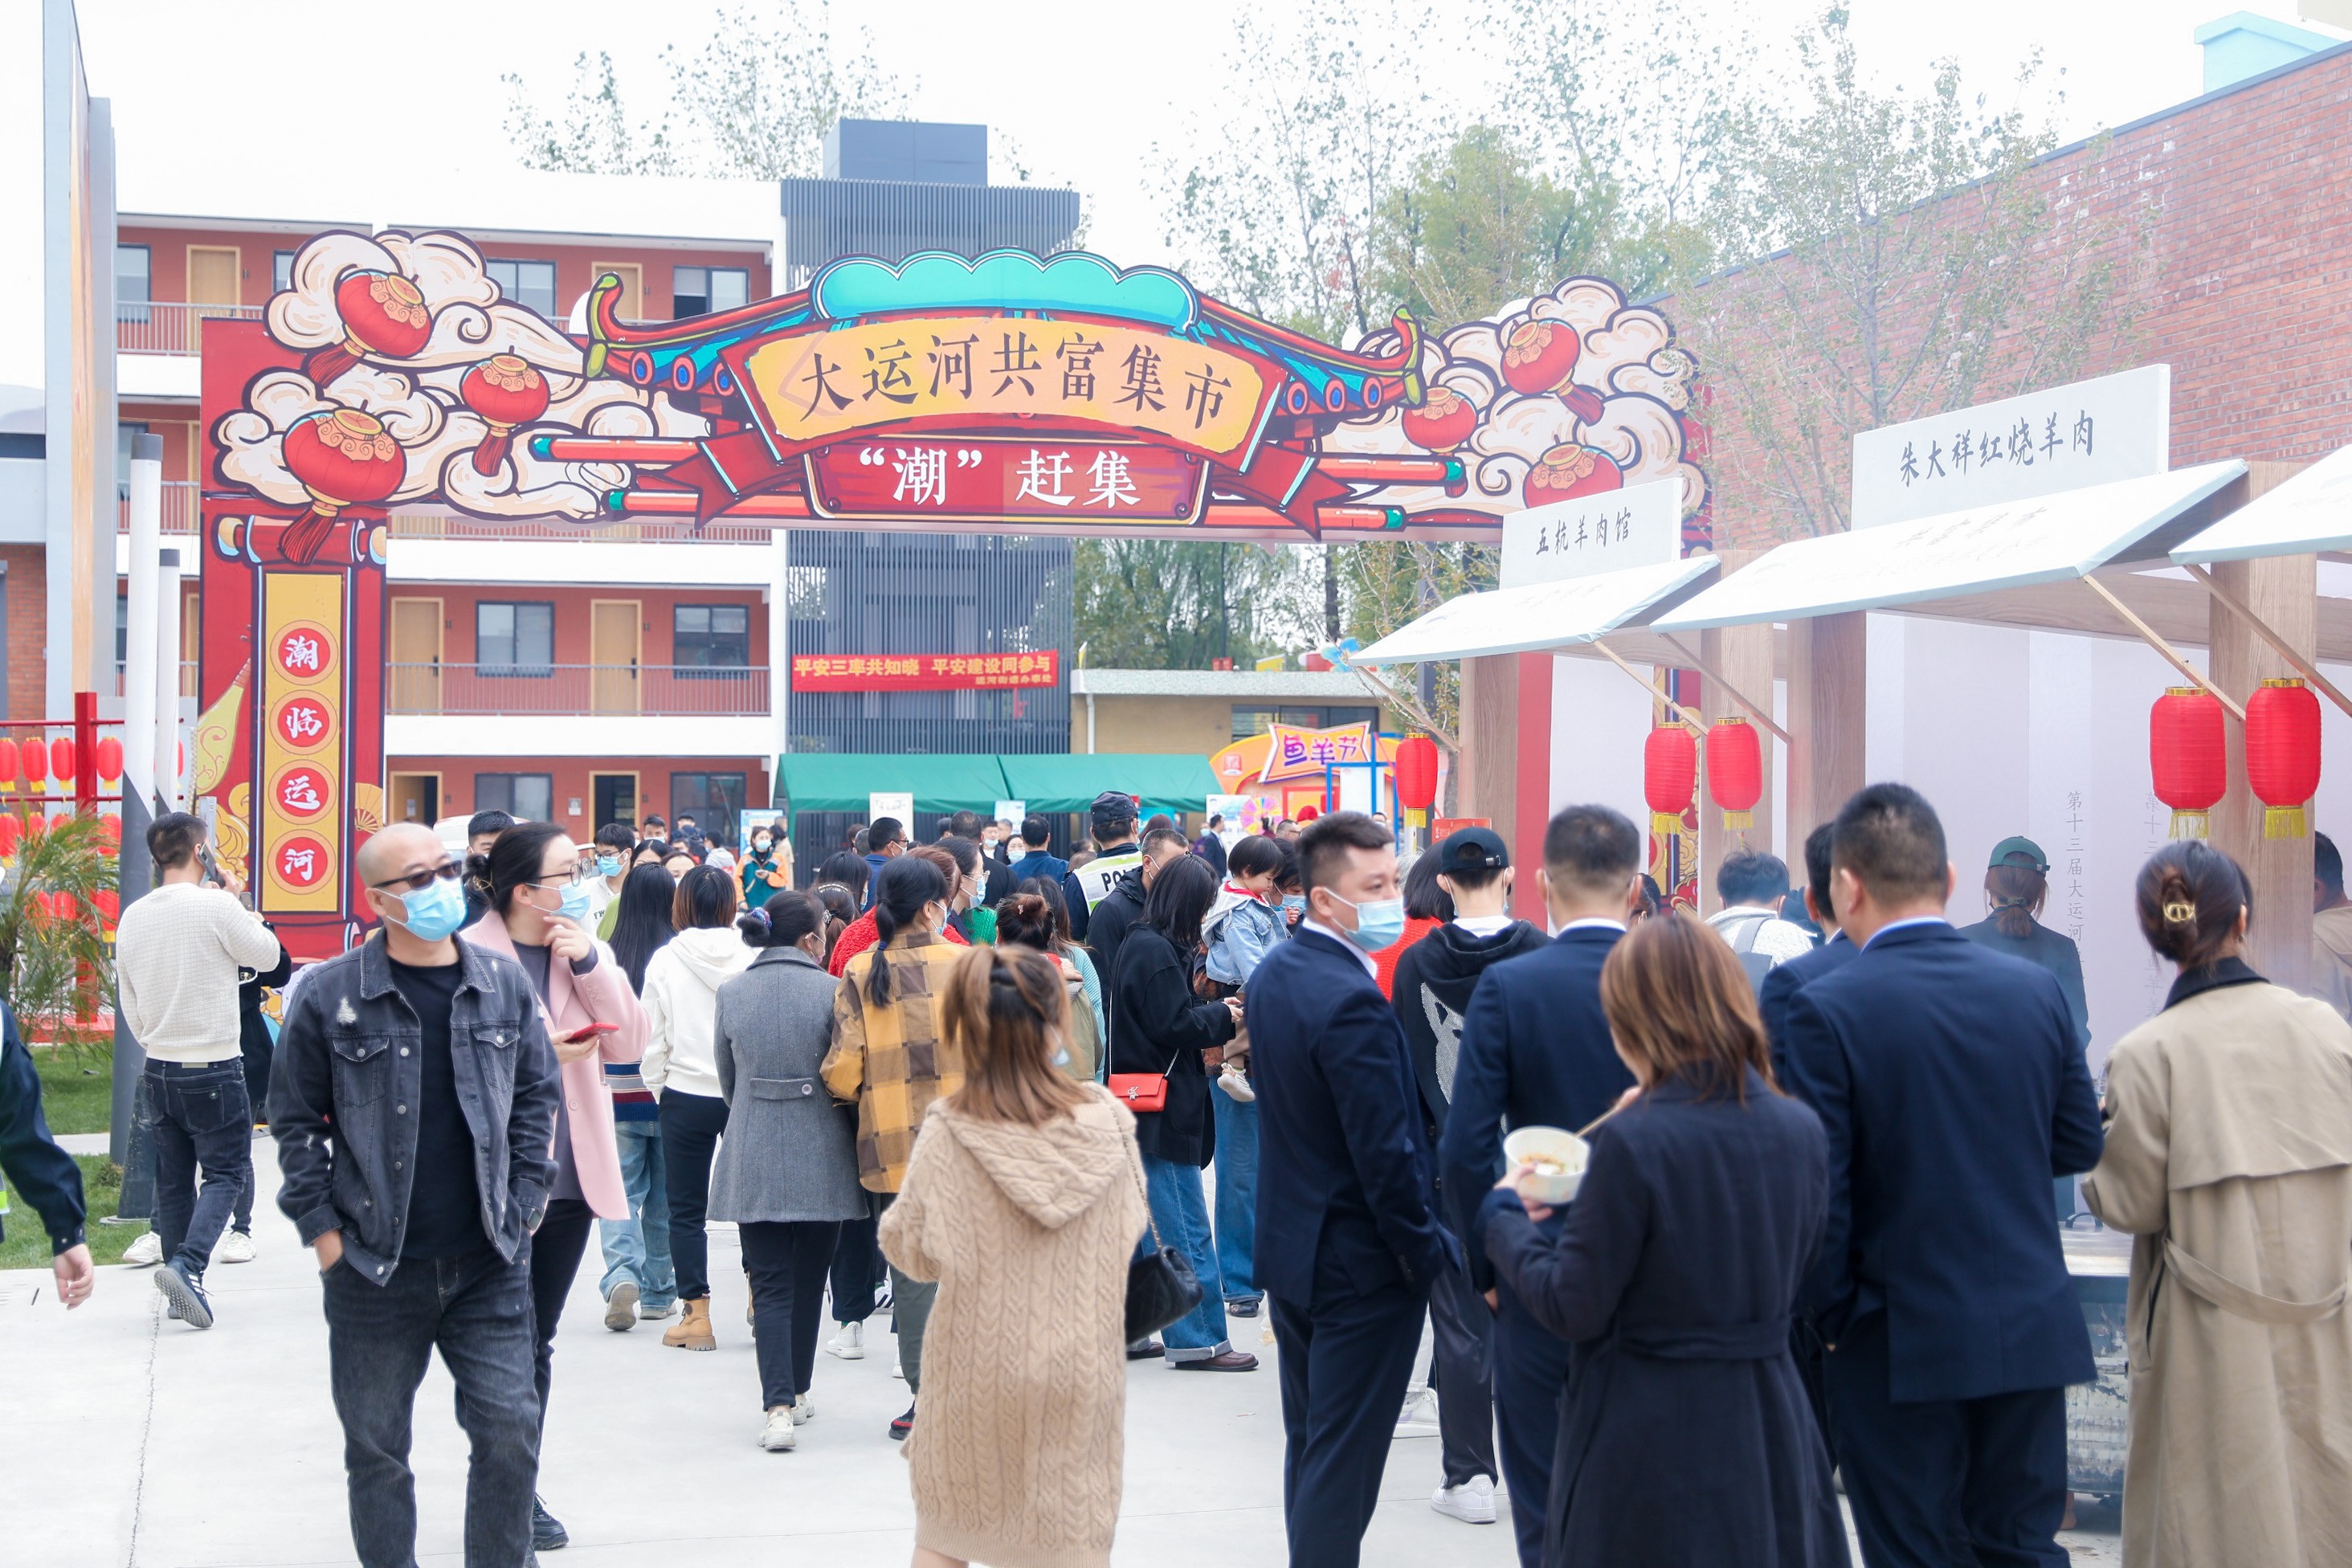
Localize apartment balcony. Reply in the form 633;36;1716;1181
386;512;778;548
116;301;264;356
384;509;781;589
389;663;770;717
118;482;201;536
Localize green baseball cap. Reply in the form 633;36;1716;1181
1988;835;2048;872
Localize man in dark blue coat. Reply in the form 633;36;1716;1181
1249;811;1457;1568
1779;783;2103;1568
1758;823;1858;1092
1439;804;1643;1568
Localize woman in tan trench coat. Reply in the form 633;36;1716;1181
2084;841;2352;1568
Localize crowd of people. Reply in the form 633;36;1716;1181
6;779;2352;1568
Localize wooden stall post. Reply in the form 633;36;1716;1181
1697;621;1778;915
2209;549;2318;990
1786;611;1868;860
1458;650;1555;924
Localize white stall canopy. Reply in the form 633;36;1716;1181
1651;460;2247;632
2170;444;2352;563
1350;553;1720;665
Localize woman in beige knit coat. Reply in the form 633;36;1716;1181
880;943;1149;1568
2083;841;2352;1568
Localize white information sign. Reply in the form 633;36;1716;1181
1851;365;2170;529
868;791;913;829
992;798;1027;827
1501;476;1684;588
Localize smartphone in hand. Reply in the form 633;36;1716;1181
559;1021;619;1045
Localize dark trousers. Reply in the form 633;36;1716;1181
741;1219;842;1409
1824;1312;2070;1568
323;1248;539;1568
145;1058;252;1276
827;1203;882;1323
1268;1255;1426;1568
657;1089;729;1300
527;1197;595;1428
1427;1260;1499;1487
876;1190;937;1394
1492;1287;1572;1568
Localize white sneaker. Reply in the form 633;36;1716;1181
791;1393;815;1425
892;1354;905;1380
215;1229;257;1264
122;1231;161;1267
1394;1386;1439;1438
638;1299;678;1321
1432;1475;1497;1525
1217;1067;1256;1103
758;1407;797;1452
826;1321;865;1359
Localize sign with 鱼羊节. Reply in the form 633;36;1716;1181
1499;476;1684;589
1850;365;2170;529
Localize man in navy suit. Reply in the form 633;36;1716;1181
1779;783;2103;1568
1248;811;1456;1568
1439;804;1643;1568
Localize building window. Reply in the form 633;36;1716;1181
476;601;554;676
116;244;149;323
670;771;748;846
673;603;750;670
1230;704;1382;741
672;265;749;318
486;259;559;317
272;251;296;292
475;772;554;823
115;586;129;673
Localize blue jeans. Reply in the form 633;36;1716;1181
322;1248;539;1568
1137;1151;1230;1360
596;1120;676;1309
145;1058;252;1276
1212;1092;1260;1305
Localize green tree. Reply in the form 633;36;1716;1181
1;813;116;1055
1072;541;1317;671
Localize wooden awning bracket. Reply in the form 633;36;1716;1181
1656;633;1794;744
2178;563;2352;721
1590;640;1706;734
2079;576;2247;722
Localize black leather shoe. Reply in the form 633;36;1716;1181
1227;1298;1262;1318
1174;1350;1260;1371
532;1496;568;1550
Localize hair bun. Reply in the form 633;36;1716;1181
2162;900;2196;925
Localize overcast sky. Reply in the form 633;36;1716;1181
63;0;2342;267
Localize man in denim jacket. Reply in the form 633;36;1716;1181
272;823;560;1568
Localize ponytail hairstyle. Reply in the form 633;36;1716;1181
2134;840;2249;972
479;820;570;916
940;945;1088;1125
741;888;825;951
1986;861;2050;940
866;855;948;1007
808;880;859;962
1015;876;1076;949
993;892;1057;953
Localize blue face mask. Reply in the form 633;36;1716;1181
556;880;594;925
393;875;468;942
1332;893;1407;953
1281;894;1305;916
596;855;623;878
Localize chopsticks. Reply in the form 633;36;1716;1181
1574;1099;1630;1139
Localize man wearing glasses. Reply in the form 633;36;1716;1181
271;821;561;1568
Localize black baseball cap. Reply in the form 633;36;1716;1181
1090;790;1138;830
1435;826;1509;873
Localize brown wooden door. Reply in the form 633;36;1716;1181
390;598;442;712
186;247;240;352
592;261;643;321
591;599;640;714
388;771;440;824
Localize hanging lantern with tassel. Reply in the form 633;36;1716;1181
2149;686;2227;839
1393;734;1439;832
1644;722;1697;841
1706;717;1762;831
2246;676;2322;839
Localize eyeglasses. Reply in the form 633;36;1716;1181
526;866;587;889
370;860;463;894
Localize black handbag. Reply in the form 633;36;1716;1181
1123;1162;1203;1341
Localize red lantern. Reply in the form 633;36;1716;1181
1394;735;1440;812
2149;686;2226;839
460;354;552;475
2246;676;2322;839
96;735;124;782
1500;319;1582;396
49;737;74;785
18;738;43;790
0;815;16;861
304;269;435;386
1644;722;1698;840
0;737;16;786
280;407;406;565
1521;443;1624;508
1706;717;1763;831
1400;386;1477;454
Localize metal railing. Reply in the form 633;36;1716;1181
116;301;266;356
118;482;201;536
387;511;777;548
387;663;770;717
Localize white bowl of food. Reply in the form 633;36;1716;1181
1503;1125;1590;1206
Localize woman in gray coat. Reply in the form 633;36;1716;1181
712;891;867;1452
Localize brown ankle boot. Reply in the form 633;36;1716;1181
664;1296;716;1351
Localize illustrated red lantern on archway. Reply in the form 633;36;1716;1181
280;407;406;565
2150;686;2226;839
1706;717;1762;831
304;269;435;386
1394;734;1439;830
460;354;552;475
2246;676;2322;839
1498;318;1607;424
1400;386;1477;454
1522;443;1624;508
1644;722;1697;840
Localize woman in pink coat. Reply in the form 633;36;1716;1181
463;820;647;1552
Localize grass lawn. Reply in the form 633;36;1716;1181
29;1045;114;1137
1;1153;145;1270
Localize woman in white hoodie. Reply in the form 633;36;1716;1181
642;864;755;1351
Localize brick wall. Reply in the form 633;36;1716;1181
2;545;45;721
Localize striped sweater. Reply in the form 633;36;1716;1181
606;1060;658;1122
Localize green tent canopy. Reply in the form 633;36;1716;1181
775;753;1010;815
994;753;1222;815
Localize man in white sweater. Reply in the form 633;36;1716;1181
114;812;283;1329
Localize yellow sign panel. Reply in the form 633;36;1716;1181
258;572;343;913
738;316;1272;462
